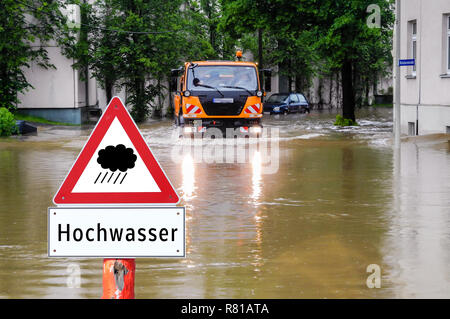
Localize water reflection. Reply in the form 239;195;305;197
249;150;264;276
251;151;262;203
181;154;195;200
386;140;450;298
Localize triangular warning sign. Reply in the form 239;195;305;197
53;97;179;205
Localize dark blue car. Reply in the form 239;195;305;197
263;93;310;114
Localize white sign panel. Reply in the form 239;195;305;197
48;207;185;258
72;118;161;194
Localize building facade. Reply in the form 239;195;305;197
17;4;126;124
399;0;450;135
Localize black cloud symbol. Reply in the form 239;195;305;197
97;144;137;172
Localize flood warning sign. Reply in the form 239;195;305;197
48;207;185;257
52;96;179;205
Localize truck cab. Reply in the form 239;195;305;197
171;57;270;136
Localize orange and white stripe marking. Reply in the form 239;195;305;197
244;104;261;114
186;104;202;114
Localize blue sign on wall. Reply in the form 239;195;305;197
399;59;415;66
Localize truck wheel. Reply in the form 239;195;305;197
175;112;185;127
179;113;185;125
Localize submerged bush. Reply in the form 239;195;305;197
334;114;359;127
0;107;18;137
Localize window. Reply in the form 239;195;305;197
290;94;299;103
408;122;416;136
447;16;450;73
411;21;417;75
298;94;307;103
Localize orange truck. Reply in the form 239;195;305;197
170;52;271;136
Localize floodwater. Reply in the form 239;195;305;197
0;107;449;299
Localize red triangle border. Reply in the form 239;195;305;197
53;97;180;205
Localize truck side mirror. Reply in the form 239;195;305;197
171;67;182;77
262;69;272;92
169;77;177;92
170;67;183;92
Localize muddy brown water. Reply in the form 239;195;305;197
0;107;449;298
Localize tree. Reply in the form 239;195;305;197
182;0;235;61
63;0;185;122
65;0;121;103
219;0;319;93
314;0;394;121
220;0;393;121
64;0;243;121
0;0;68;112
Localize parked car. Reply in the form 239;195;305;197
263;93;310;114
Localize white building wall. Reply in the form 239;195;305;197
400;0;450;135
17;4;99;124
18;47;78;109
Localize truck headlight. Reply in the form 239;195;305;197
251;126;262;134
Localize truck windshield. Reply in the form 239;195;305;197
187;65;258;91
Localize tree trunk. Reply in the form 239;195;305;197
337;72;342;108
258;28;263;86
318;77;323;109
105;77;113;103
341;59;355;121
372;72;378;96
328;74;333;108
288;59;292;93
365;77;370;106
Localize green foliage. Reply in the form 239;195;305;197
334;114;359;127
63;0;215;122
220;0;320;92
0;107;18;137
314;0;394;117
0;0;69;112
220;0;394;120
56;0;393;124
0;0;395;126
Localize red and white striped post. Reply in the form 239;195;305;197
102;259;135;299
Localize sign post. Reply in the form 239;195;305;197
49;97;184;299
